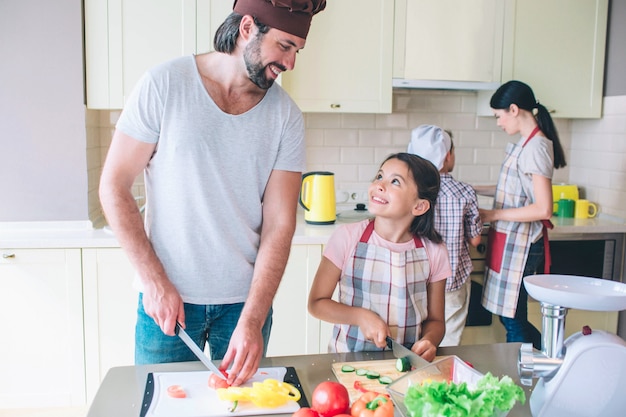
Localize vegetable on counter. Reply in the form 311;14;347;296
311;381;351;417
403;372;526;417
395;356;411;372
353;381;368;393
166;384;187;398
216;378;300;408
350;391;394;417
292;407;321;417
365;371;380;380
208;373;230;390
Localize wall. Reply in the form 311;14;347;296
88;1;626;225
88;90;572;226
569;96;626;218
3;1;623;225
0;0;88;222
304;89;571;196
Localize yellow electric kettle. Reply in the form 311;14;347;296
299;171;336;224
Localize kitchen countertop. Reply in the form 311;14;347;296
85;343;533;417
2;212;626;248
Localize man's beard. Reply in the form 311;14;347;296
243;34;285;90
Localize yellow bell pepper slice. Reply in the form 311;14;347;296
216;379;301;408
216;386;251;402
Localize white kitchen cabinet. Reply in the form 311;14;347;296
82;248;138;403
266;244;324;356
280;0;393;113
0;249;85;408
500;0;608;118
393;0;506;89
84;0;231;109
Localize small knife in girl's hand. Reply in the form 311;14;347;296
386;336;430;369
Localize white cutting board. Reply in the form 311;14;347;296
144;367;300;417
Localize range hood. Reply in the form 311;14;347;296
392;78;500;91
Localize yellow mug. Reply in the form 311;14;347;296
575;199;598;219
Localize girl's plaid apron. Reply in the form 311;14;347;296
329;219;430;352
482;127;548;318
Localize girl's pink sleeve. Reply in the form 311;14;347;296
322;222;363;270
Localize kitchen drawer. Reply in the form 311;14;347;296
0;248;68;264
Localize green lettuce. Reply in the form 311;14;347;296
403;372;525;417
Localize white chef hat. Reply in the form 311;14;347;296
407;124;452;171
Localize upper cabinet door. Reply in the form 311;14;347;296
85;0;231;109
394;0;506;87
280;0;394;113
502;0;608;118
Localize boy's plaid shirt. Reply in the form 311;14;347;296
434;173;483;291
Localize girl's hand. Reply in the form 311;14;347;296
357;309;389;349
410;339;437;362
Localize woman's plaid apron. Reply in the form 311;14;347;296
482;128;545;318
329;220;430;352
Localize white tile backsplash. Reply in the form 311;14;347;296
569;95;626;218
86;92;626;224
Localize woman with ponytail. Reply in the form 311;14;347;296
474;80;566;349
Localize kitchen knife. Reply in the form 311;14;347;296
175;322;226;380
386;336;430;369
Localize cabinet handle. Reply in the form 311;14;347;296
2;253;16;259
477;243;486;254
330;103;341;109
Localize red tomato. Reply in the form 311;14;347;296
311;381;350;417
207;373;230;389
166;385;187;398
292;407;321;417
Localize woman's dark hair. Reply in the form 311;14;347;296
490;80;566;169
213;12;270;54
381;153;443;244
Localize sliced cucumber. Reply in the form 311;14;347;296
365;370;380;379
396;356;411;372
355;368;368;376
341;365;356;373
378;376;393;385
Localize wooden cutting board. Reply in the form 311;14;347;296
332;357;447;403
332;359;408;403
141;367;304;417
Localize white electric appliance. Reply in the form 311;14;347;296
519;274;626;417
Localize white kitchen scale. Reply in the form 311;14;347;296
519;274;626;417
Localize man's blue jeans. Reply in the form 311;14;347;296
135;293;273;364
499;238;543;350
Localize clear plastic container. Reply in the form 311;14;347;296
386;355;508;417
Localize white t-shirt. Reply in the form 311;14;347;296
117;55;305;304
517;134;554;241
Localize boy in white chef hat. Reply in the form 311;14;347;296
408;125;452;171
408;125;483;346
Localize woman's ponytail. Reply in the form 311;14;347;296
535;102;566;169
